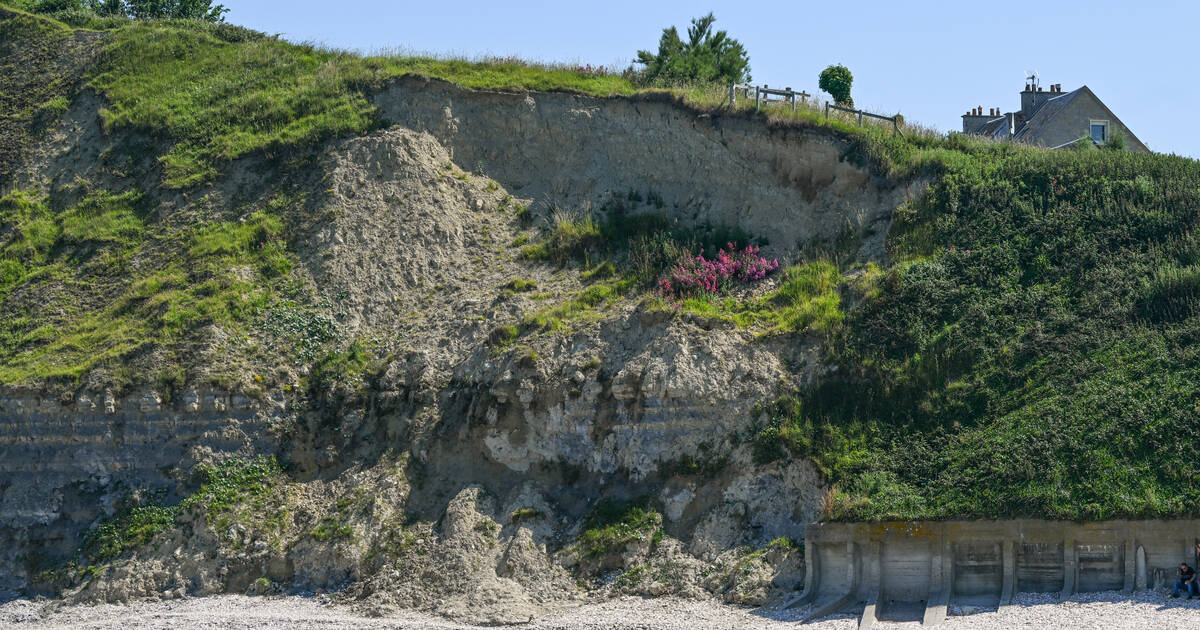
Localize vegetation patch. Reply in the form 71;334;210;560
674;260;843;335
312;515;353;542
760;147;1200;521
0;206;296;385
509;507;543;523
49;456;284;584
256;303;340;364
58;189;144;248
577;498;664;559
522;277;637;332
80;504;177;565
306;339;378;395
181;456;284;522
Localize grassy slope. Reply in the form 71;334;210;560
763;145;1200;521
3;6;1200;522
0;5;101;186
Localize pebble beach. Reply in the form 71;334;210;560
4;590;1200;629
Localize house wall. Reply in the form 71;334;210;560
1026;90;1149;152
961;114;995;134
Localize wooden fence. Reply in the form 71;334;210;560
729;82;904;137
824;102;905;137
730;83;810;112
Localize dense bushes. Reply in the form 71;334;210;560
760;146;1200;520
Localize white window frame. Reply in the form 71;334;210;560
1089;120;1109;144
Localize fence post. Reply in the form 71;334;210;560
857;110;863;127
788;87;796;112
755;86;761;112
729;83;735;109
824;102;829;119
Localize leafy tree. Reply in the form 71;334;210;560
634;13;750;86
818;64;854;107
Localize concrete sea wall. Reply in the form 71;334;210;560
794;520;1200;626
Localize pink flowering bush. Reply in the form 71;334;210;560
657;243;779;297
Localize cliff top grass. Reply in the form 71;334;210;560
2;3;941;190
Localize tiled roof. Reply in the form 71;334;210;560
1013;89;1081;144
977;117;1009;139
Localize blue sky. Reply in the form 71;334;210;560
227;1;1197;157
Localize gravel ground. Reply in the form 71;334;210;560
2;590;1199;629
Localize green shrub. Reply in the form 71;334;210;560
80;504;179;564
504;277;536;292
256;304;340;363
307;339;374;393
578;498;663;558
509;507;543;523
180;456;283;520
488;324;518;348
1139;264;1200;323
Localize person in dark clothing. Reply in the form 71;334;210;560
1174;563;1198;598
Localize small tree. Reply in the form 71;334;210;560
819;64;854;107
634;13;750;86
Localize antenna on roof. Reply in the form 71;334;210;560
1025;70;1039;90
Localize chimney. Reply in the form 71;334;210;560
1021;81;1056;117
963;106;989;132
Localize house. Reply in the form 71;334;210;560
961;80;1148;152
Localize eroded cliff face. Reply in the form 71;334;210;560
371;76;909;259
0;387;282;592
0;77;913;618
